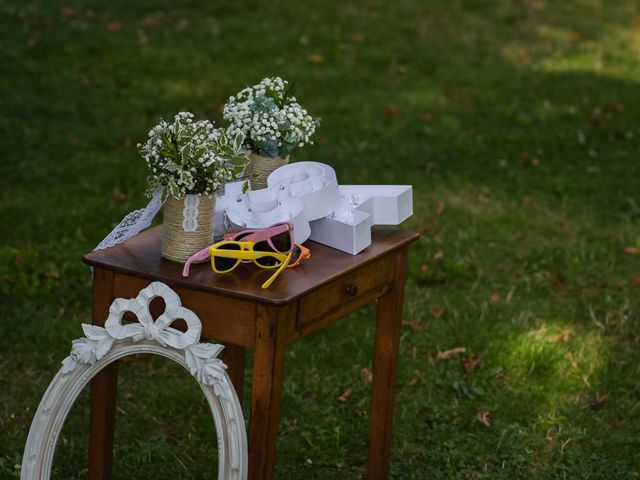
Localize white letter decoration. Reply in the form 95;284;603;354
308;185;413;254
221;163;413;254
21;282;247;480
224;161;340;243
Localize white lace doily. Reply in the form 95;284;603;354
94;187;165;251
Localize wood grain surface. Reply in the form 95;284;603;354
83;225;419;305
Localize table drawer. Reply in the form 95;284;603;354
296;255;393;330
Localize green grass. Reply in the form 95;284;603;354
2;0;640;478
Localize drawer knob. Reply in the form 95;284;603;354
344;283;358;297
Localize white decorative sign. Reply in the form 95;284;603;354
221;164;412;253
309;185;413;254
228;188;309;243
336;185;413;225
266;161;340;221
224;161;339;244
309;207;373;255
21;282;247;480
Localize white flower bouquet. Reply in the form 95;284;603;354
138;112;249;262
138;112;249;199
223;76;320;158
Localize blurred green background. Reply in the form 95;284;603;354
1;0;640;478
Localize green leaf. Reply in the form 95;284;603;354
180;170;194;189
233;133;244;152
165;161;180;172
180;144;191;163
168;181;180;199
229;154;249;167
194;146;207;158
219;145;236;158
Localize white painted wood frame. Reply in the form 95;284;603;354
21;282;247;480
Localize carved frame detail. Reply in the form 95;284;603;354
21;281;247;480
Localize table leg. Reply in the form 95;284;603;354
368;249;408;479
89;363;119;480
223;344;246;405
248;305;288;480
89;269;118;480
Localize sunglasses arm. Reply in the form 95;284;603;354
262;252;292;289
182;246;213;277
227;223;291;243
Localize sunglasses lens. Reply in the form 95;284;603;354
290;246;302;264
271;231;292;253
254;241;281;267
213;243;241;272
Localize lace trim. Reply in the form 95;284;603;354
182;194;200;232
94;187;165;251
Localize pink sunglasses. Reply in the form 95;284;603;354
182;222;294;277
222;222;295;250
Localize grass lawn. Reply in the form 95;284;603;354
2;0;640;478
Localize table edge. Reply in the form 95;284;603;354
83;231;420;305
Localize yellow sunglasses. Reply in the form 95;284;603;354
208;240;293;289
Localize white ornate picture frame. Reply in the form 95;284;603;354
21;282;247;480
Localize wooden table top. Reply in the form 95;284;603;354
83;226;419;305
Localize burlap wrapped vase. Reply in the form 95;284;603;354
162;194;215;263
246;153;289;190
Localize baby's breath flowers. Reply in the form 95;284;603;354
138;112;249;199
223;76;320;158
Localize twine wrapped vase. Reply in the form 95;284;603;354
162;194;215;263
246;153;289;190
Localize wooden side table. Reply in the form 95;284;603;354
83;225;418;479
